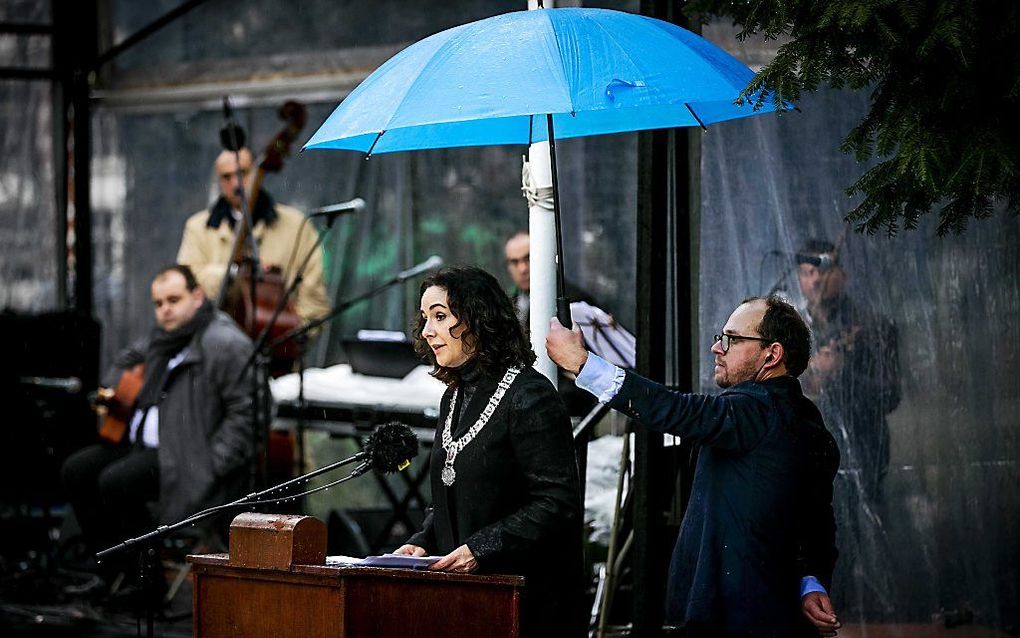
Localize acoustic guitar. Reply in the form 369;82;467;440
94;363;145;444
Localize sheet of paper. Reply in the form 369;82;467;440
325;555;364;566
357;553;443;569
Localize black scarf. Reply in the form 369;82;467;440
136;299;216;411
206;189;277;230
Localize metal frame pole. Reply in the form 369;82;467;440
632;2;699;636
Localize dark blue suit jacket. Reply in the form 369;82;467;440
609;373;839;638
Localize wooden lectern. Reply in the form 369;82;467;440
188;513;523;638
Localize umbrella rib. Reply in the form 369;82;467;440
542;10;579;116
588;15;652;97
684;103;708;131
643;18;753;96
365;131;385;158
380;21;486;136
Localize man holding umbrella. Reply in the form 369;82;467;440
548;296;842;637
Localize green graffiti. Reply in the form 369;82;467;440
420;218;448;235
355;238;399;278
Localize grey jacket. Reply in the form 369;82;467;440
109;311;256;523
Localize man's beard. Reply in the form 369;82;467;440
715;358;760;388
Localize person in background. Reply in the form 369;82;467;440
62;265;254;599
504;230;532;324
504;229;601;416
177;143;329;326
797;239;901;620
796;238;900;502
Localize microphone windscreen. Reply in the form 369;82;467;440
220;123;247;151
364;422;419;474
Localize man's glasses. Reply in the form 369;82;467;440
713;333;772;353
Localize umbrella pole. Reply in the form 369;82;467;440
546;113;572;327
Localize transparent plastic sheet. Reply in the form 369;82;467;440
0;79;58;312
89;102;637;369
699;86;1020;631
0;0;56;313
88;0;638;369
0;0;50;23
109;0;524;72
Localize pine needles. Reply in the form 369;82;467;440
687;0;1020;235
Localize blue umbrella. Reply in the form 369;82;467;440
304;7;781;321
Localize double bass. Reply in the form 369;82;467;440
217;101;308;378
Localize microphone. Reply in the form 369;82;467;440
308;197;366;217
19;376;82;394
358;422;420;475
220;96;246;151
796;252;834;270
396;255;443;282
768;250;834;270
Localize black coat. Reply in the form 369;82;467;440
809;293;900;500
609;373;839;638
408;365;585;638
106;311;255;523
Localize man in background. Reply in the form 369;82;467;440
504;229;532;324
796;239;901;620
797;239;900;501
62;265;254;599
505;229;604;416
177;144;329;326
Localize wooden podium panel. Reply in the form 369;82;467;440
189;556;523;638
188;514;523;638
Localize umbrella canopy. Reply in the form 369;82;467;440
304;7;777;154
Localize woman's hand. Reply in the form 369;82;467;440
393;544;427;557
429;544;478;573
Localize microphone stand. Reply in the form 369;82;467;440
95;452;373;638
249;259;438;483
247;209;345;368
267;264;434;351
97;451;370;563
235;211;347;481
218;96;268;490
761;250;793;297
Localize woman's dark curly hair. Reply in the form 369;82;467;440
413;265;536;386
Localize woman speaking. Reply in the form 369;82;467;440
395;265;584;638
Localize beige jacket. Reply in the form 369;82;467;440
177;203;330;324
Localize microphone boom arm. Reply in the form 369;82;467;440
95;450;367;561
96;421;419;561
268;256;442;350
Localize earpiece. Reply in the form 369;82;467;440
764;354;773;362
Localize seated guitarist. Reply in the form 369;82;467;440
176;143;330;327
61;265;255;597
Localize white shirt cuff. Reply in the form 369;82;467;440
575;353;626;404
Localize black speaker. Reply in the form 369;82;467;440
0;310;101;505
